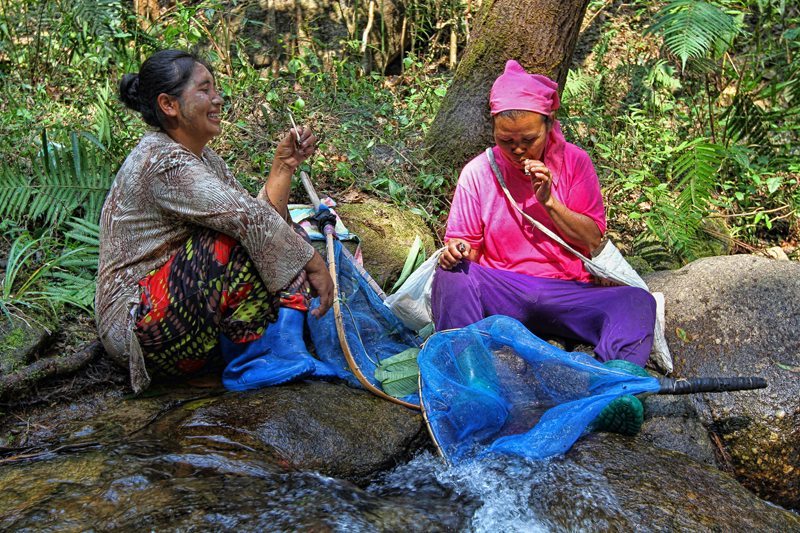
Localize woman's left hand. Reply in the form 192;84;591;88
275;126;317;170
523;159;553;207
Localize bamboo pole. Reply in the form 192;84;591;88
301;171;420;410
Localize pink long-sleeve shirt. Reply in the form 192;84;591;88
445;144;606;283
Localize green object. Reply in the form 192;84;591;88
593;395;644;436
602;359;651;377
592;360;650;436
374;347;421;398
391;235;425;293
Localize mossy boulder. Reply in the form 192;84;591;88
172;382;428;485
336;198;437;291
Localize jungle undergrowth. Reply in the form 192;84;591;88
0;0;798;331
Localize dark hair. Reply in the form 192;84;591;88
494;109;553;126
119;49;213;128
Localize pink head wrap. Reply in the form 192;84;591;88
489;60;566;183
490;60;560;116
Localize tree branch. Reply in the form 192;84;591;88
0;339;103;398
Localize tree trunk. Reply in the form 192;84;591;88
425;0;591;172
134;0;162;30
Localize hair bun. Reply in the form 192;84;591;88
119;73;142;111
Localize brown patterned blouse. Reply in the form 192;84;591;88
96;131;314;391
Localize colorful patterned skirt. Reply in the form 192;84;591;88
133;228;310;377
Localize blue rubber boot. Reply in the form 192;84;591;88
260;307;339;380
220;332;315;391
220;308;337;391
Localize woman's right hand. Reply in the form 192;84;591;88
304;251;333;318
439;239;471;270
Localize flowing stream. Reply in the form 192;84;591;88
1;433;625;531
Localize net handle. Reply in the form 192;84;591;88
658;376;767;395
301;171;420;411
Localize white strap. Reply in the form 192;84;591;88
485;148;593;263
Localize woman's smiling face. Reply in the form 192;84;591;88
493;111;550;170
173;62;224;145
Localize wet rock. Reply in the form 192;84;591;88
337;198;437;290
0;385;213;448
645;254;800;509
640;394;718;466
0;446;465;531
173;382;429;484
549;433;800;530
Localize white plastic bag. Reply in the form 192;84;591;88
384;247;445;331
583;242;673;374
584;240;649;290
650;292;673;374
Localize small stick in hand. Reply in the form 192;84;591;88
288;110;302;146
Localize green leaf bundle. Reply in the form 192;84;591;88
374;347;420;399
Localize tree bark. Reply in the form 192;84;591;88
134;0;162;30
425;0;591;172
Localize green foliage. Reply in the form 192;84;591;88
648;0;742;69
641;139;728;260
0;131;115;228
0;232;96;320
565;0;800;266
391;235;426;292
374;347;420;398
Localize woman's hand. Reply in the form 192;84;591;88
263;125;317;219
523;159;553;207
275;125;317;170
439;239;471;270
304;251;333;318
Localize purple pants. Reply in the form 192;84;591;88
431;261;656;366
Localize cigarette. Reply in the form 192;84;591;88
288;110;301;144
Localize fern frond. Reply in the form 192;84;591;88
64;217;101;247
648;0;742;69
59;0;126;39
42;272;96;312
563;69;593;104
0;131;115;228
672;140;726;208
0;166;35;223
640;140;730;263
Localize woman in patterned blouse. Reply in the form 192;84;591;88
96;49;335;393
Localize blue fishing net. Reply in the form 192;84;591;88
418;315;661;464
307;239;422;406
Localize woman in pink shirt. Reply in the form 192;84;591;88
431;60;656;434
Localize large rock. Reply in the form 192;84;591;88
640;394;719;467
646;254;800;509
173;382;428;484
337;197;437;290
548;433;800;530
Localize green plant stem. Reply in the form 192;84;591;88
706;74;716;143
